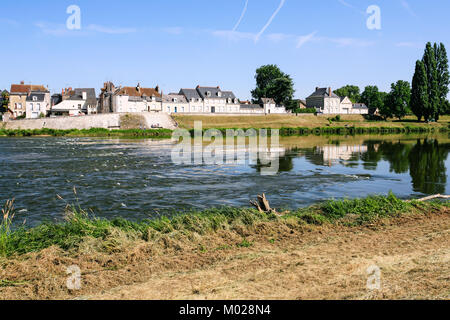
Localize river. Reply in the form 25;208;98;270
0;134;449;226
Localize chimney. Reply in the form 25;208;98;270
315;87;319;91
329;87;332;96
82;92;87;100
20;81;24;85
155;85;159;93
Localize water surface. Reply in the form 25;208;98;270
0;134;449;226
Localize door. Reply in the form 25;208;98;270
211;107;216;113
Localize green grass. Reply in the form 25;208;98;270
0;194;447;257
0;124;446;139
0;128;173;138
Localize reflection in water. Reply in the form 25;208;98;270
0;136;448;226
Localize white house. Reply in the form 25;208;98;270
162;94;189;114
113;84;162;113
307;87;368;115
51;88;97;116
26;92;50;119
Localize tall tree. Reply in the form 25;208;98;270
334;85;361;103
434;43;450;120
384;81;411;120
251;64;295;108
411;60;428;121
422;42;440;121
361;86;385;115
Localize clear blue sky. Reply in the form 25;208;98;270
0;0;449;100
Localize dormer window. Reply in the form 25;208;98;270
217;92;222;97
206;91;211;97
33;96;37;101
173;98;178;103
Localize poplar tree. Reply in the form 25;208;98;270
434;43;450;120
422;42;440;121
411;60;428;121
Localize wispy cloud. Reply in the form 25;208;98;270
233;0;249;32
255;0;286;42
211;30;256;41
162;27;184;35
296;31;318;48
396;41;422;48
0;18;20;27
86;24;136;34
400;0;416;17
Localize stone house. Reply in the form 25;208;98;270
99;83;161;113
9;82;49;118
306;87;341;114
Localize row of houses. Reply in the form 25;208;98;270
1;82;368;120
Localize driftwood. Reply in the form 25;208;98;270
410;194;450;202
250;193;284;216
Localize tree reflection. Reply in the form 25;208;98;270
409;139;449;194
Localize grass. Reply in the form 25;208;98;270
0;193;447;258
0;128;173;138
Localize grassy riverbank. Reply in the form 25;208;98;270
0;194;448;300
0;128;173;138
0;193;446;258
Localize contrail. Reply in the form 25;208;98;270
233;0;249;31
254;0;286;42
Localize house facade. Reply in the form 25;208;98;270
9;82;49;118
162;94;189;113
26;92;50;119
307;87;368;115
51;88;97;116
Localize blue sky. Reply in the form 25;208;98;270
0;0;449;100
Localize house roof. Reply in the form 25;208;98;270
196;86;223;99
10;84;48;94
353;103;368;109
240;104;263;110
117;85;161;98
307;87;339;99
222;91;237;99
261;98;276;104
67;88;97;105
26;92;46;102
162;94;188;103
179;88;202;100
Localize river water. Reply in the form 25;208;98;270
0;134;449;226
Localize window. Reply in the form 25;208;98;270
217;92;222;97
33;96;37;101
30;103;33;111
206;91;211;97
78;104;82;109
37;103;40;111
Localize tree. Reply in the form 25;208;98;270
0;91;9;113
251;65;295;108
434;43;450;120
334;85;361;103
411;60;428;121
384;81;411;120
361;86;385;115
422;42;440;121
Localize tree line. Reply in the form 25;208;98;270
251;42;449;121
335;42;449;121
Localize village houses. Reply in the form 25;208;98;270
51;88;98;116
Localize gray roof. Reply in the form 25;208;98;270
179;88;202;101
353;103;368;109
68;88;97;105
26;92;46;102
222;91;236;99
307;87;340;99
196;86;222;99
163;94;188;103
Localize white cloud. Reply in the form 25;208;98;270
162;27;183;35
35;22;137;36
326;37;375;47
212;30;256;41
296;31;318;48
86;24;137;34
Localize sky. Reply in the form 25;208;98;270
0;0;449;100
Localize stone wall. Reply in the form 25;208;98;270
3;112;178;130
